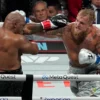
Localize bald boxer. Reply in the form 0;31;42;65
0;12;38;96
23;9;100;96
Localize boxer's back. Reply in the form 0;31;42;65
0;28;21;71
0;12;38;71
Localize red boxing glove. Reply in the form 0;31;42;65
41;14;68;30
41;20;57;30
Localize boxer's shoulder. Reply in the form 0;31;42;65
63;22;73;34
88;25;100;39
92;25;100;35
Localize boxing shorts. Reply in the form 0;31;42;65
0;66;24;96
68;62;100;96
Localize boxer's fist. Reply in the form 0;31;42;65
78;48;97;64
41;14;68;30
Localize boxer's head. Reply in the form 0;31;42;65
75;9;95;34
72;9;95;41
3;12;25;34
47;4;59;18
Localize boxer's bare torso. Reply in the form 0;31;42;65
0;12;38;71
0;28;22;70
0;28;38;71
62;23;100;68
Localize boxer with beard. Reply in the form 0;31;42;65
23;9;100;96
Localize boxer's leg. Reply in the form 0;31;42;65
68;63;86;95
77;64;100;97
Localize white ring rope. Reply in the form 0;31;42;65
0;97;100;100
0;74;26;81
0;74;100;81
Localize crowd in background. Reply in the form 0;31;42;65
0;0;91;22
1;0;100;40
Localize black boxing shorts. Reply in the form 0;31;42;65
0;66;24;96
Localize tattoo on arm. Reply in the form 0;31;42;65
45;27;64;36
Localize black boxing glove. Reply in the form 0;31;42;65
41;14;68;30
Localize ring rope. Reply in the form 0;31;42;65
0;74;100;81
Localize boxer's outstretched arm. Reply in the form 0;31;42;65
45;27;65;36
23;23;43;34
23;14;68;34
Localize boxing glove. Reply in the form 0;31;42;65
78;48;100;65
41;14;68;30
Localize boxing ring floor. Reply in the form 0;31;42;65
21;54;74;97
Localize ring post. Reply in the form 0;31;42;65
21;74;33;100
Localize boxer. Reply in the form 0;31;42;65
0;11;38;96
23;9;100;96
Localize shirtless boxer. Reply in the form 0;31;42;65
23;9;100;96
0;12;38;96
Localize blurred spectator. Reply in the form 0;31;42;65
47;4;60;18
45;0;68;17
27;0;62;41
58;0;68;16
29;0;48;22
90;0;100;24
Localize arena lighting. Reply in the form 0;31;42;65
0;74;100;81
0;97;100;100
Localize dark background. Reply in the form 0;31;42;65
0;0;91;21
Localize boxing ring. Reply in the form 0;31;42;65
0;54;97;100
22;54;72;98
0;23;100;99
22;24;100;100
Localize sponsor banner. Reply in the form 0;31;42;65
31;41;66;54
42;75;78;81
0;74;26;81
0;74;16;80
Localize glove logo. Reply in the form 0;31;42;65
78;48;96;64
88;53;94;60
